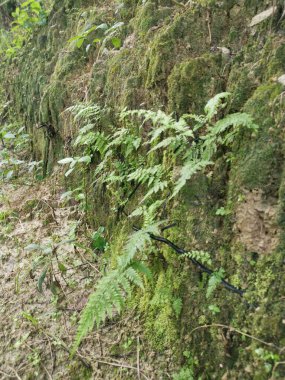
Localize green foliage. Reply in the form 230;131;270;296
254;348;280;374
0;0;47;58
91;227;107;252
215;206;231;216
206;268;225;299
72;224;157;354
172;350;196;380
180;250;212;266
0;122;42;181
59;93;259;352
208;304;220;315
68;22;124;52
172;297;183;318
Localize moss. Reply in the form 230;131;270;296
132;1;172;35
142;267;183;351
103;49;142;109
227;67;257;112
266;43;285;78
167;54;223;115
230;83;283;193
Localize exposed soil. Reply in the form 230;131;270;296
0;171;156;380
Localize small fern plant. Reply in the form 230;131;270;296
72;221;160;354
59;93;259;353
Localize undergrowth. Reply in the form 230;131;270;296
57;92;258;352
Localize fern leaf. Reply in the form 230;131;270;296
131;261;152;280
124;267;144;289
172;159;212;198
117;229;151;268
204;92;230;120
206;268;225;299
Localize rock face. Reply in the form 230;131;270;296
1;0;285;378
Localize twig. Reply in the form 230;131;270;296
41;331;92;370
206;9;212;44
189;324;281;350
42;365;53;380
0;369;13;378
271;361;285;379
137;336;141;380
94;359;150;380
7;366;22;380
40;199;59;225
74;246;99;273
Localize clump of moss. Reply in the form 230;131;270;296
167;54;223;115
138;266;184;351
230;83;283;193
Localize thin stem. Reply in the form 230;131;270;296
189;324;281;350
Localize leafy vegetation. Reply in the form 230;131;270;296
1;1;284;376
0;0;48;58
57;93;258;351
68;21;124;53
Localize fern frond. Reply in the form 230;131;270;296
141;180;168;202
180;250;212;265
72;269;120;354
127;165;163;185
172;159;212;198
66;103;102;123
206;268;225;299
73;256;151;353
124;267;144;288
207;112;258;138
204;92;230;121
117;228;152;268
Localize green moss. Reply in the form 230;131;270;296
132;1;172;35
142;267;182;351
227;67;257;112
267;43;285;78
167;55;223;115
230;83;283;192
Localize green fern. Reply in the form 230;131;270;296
204;92;230;121
66;94;259;354
72;269;127;354
73;223;159;352
66;103;102;123
206;268;225;299
180;250;212;266
172;159;212;198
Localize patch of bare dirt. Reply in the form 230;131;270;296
0;171;159;380
234;189;280;254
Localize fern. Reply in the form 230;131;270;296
180;250;212;266
72;269;127;354
73;264;147;353
204;92;230;121
201;112;258;161
66;103;102;123
172;159;212;198
73;223;159;352
206;268;225;299
117;223;160;268
67;94;259;354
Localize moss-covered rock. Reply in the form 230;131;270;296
168;54;223;115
